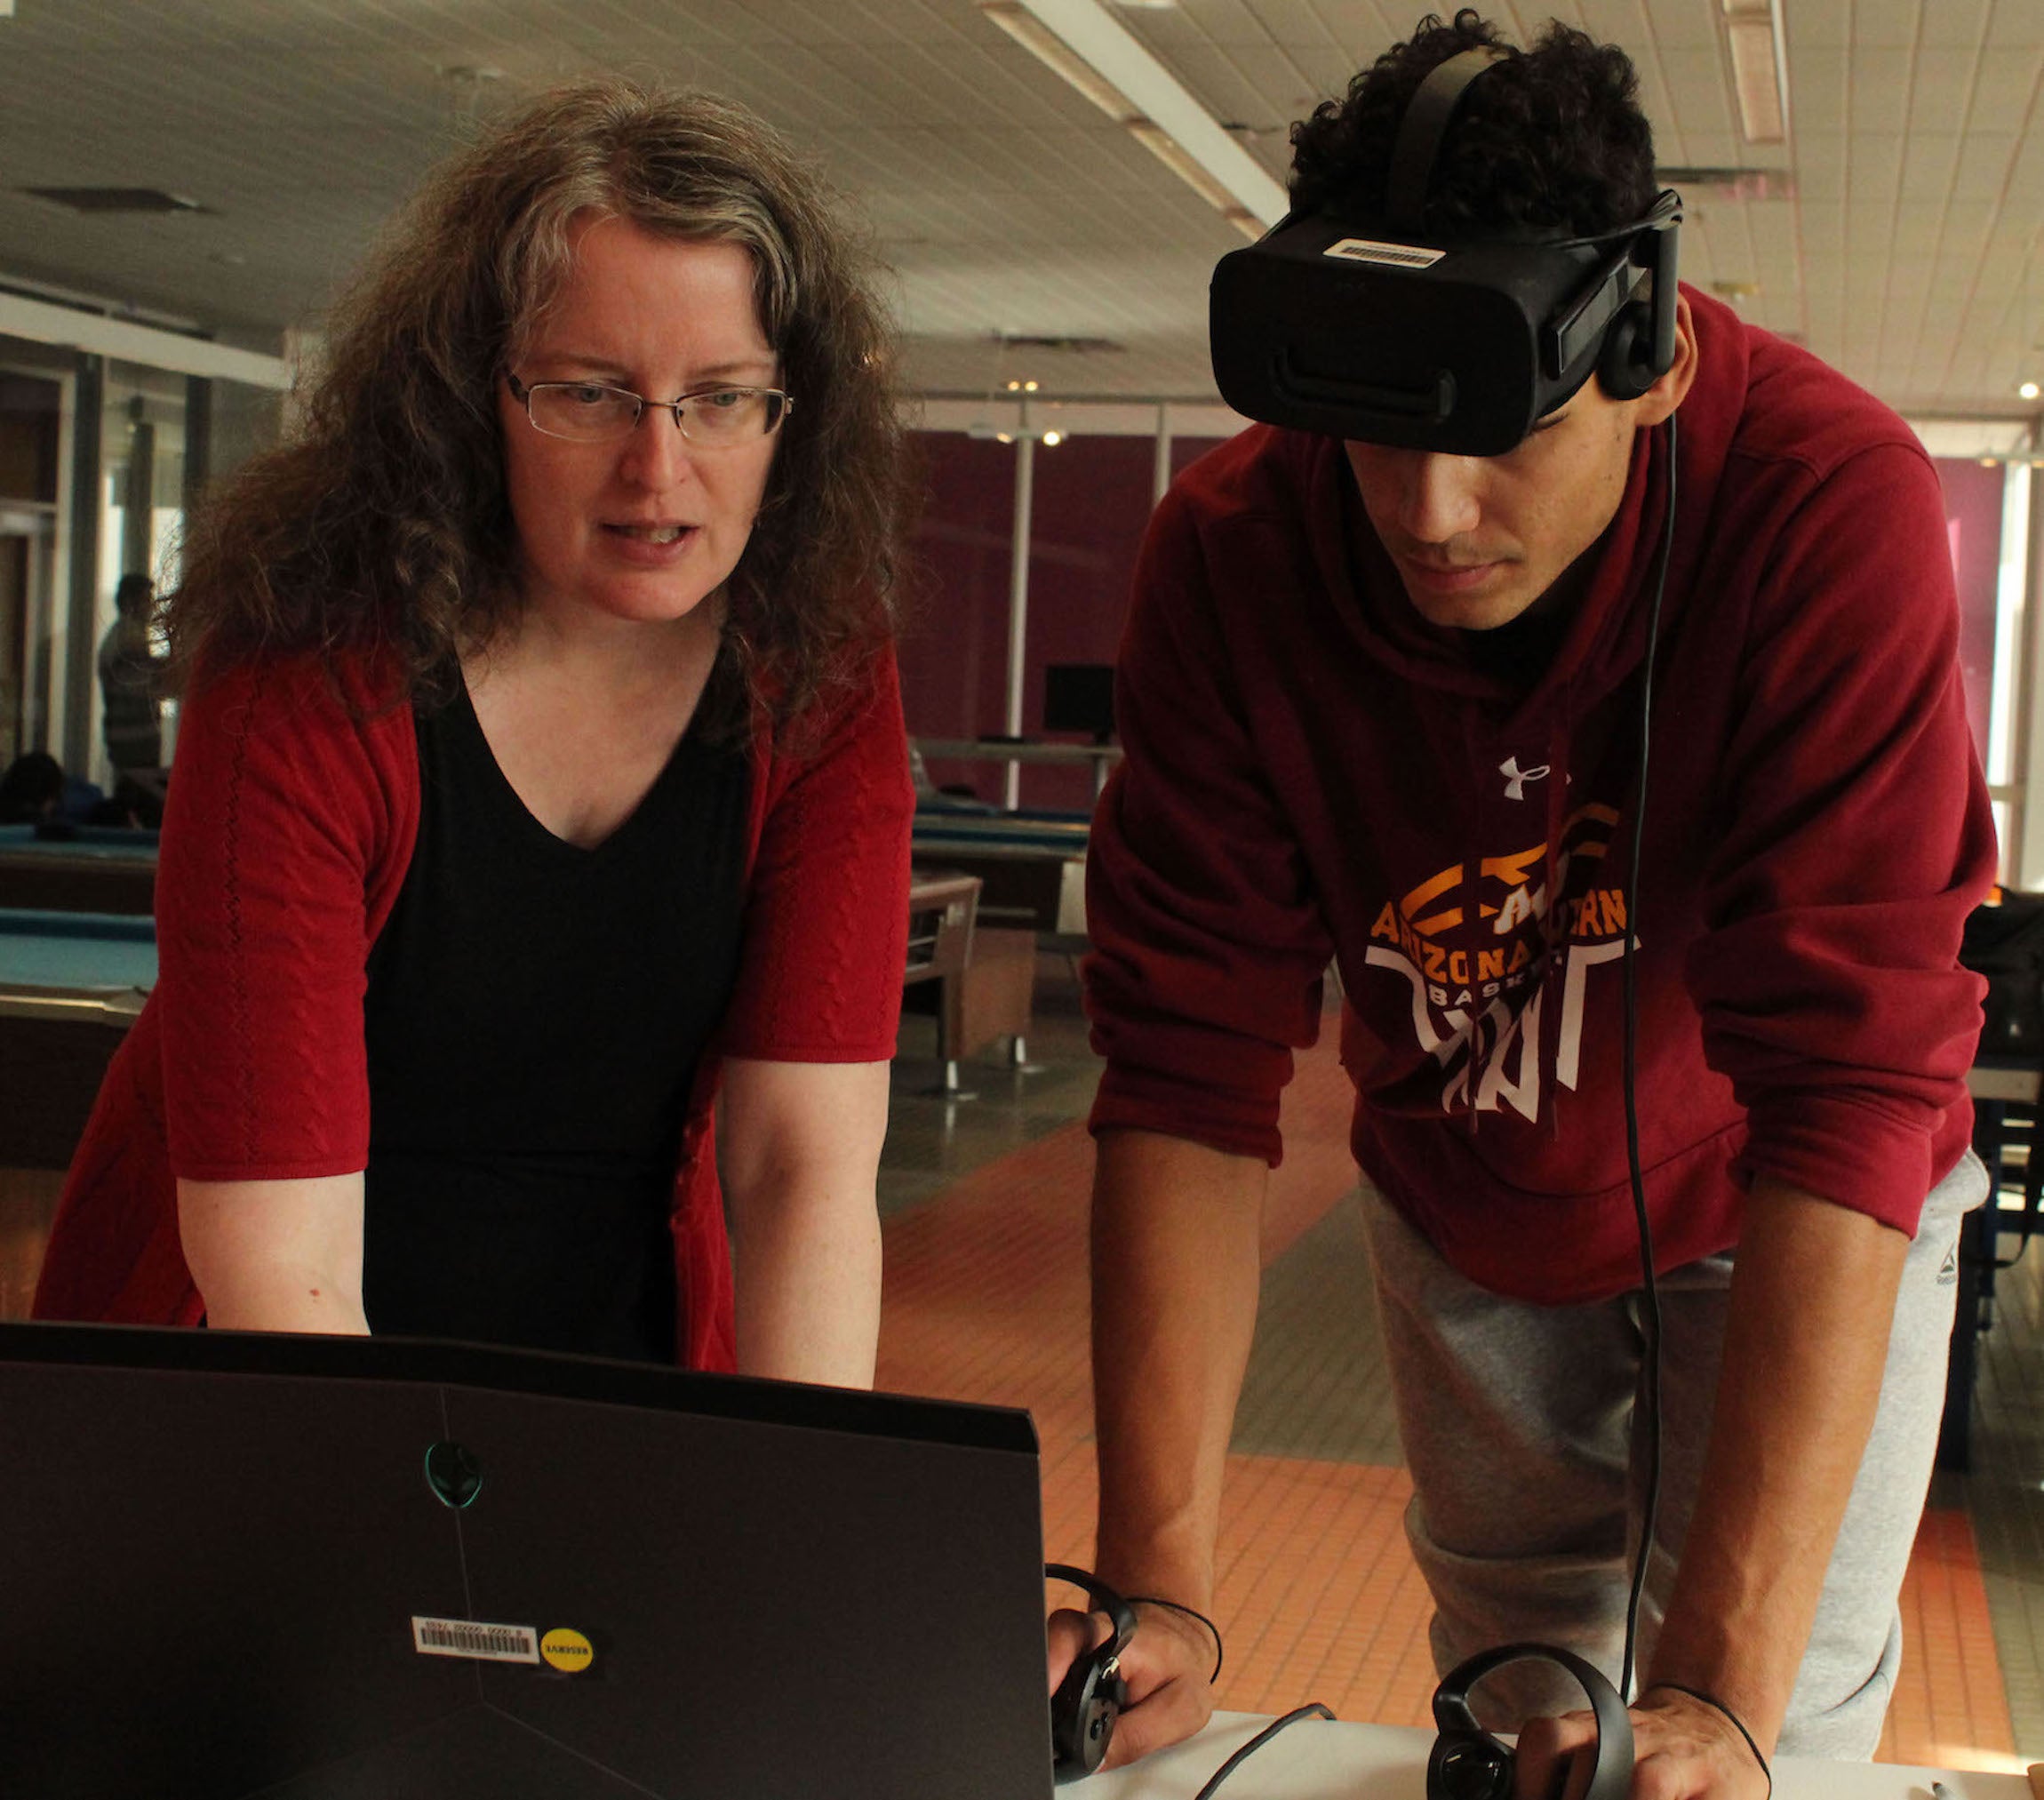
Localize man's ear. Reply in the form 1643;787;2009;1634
1633;293;1697;428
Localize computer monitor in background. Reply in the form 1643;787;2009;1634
0;1322;1055;1800
1042;664;1115;743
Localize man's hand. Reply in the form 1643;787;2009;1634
1510;1689;1769;1800
1045;1602;1218;1770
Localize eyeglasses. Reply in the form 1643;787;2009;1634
505;372;793;446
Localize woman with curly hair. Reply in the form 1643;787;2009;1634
33;81;916;1382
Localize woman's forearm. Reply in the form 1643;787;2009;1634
176;1173;371;1334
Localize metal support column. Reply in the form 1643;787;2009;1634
1002;432;1035;811
183;375;212;510
61;353;102;774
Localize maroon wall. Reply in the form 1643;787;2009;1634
901;438;2012;810
900;430;1233;810
898;434;1014;767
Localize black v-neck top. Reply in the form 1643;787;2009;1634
360;674;749;1363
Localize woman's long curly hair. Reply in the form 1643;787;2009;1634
165;80;911;738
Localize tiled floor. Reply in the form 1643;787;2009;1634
882;960;2044;1772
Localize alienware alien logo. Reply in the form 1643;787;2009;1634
1499;756;1551;802
424;1441;483;1508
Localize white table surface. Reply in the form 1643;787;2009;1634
1088;1714;2032;1798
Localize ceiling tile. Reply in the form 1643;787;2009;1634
1986;0;2044;52
1852;0;1924;51
0;0;2030;417
1918;0;1995;52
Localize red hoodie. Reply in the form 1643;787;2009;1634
1084;287;1994;1304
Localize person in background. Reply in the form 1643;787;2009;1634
1059;12;1992;1797
0;750;66;824
35;79;915;1383
97;572;166;775
0;749;105;828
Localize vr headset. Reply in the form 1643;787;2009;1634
1210;47;1682;456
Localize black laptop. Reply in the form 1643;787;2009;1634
0;1323;1056;1798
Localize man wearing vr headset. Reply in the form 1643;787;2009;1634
1068;10;1993;1796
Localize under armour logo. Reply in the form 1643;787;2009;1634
1499;756;1551;802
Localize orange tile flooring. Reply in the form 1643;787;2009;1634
875;1030;2022;1772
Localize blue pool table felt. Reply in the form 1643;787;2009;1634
0;909;159;992
0;825;161;863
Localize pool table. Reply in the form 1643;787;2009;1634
909;807;1090;940
0;823;159;916
0;909;156;1169
0;875;1039;1172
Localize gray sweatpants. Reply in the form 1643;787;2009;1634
1361;1150;1985;1758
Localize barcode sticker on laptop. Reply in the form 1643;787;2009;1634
411;1615;541;1664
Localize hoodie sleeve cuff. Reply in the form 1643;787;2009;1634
1734;1091;1938;1236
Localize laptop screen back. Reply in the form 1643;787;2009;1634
0;1323;1056;1799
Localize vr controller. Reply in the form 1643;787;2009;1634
1430;1644;1633;1800
1046;1563;1136;1784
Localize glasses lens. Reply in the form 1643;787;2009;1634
683;388;779;444
529;383;640;441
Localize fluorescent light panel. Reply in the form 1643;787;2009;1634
1721;0;1787;143
978;0;1285;234
1125;122;1261;237
982;4;1138;121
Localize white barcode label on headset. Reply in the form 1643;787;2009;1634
1324;236;1446;268
411;1615;541;1664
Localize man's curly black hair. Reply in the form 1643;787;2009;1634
1289;9;1657;238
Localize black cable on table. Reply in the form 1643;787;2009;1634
1191;1703;1335;1800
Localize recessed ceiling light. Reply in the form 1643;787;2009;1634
1000;334;1124;354
2021;380;2041;402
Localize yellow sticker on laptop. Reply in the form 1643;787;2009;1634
541;1627;595;1673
